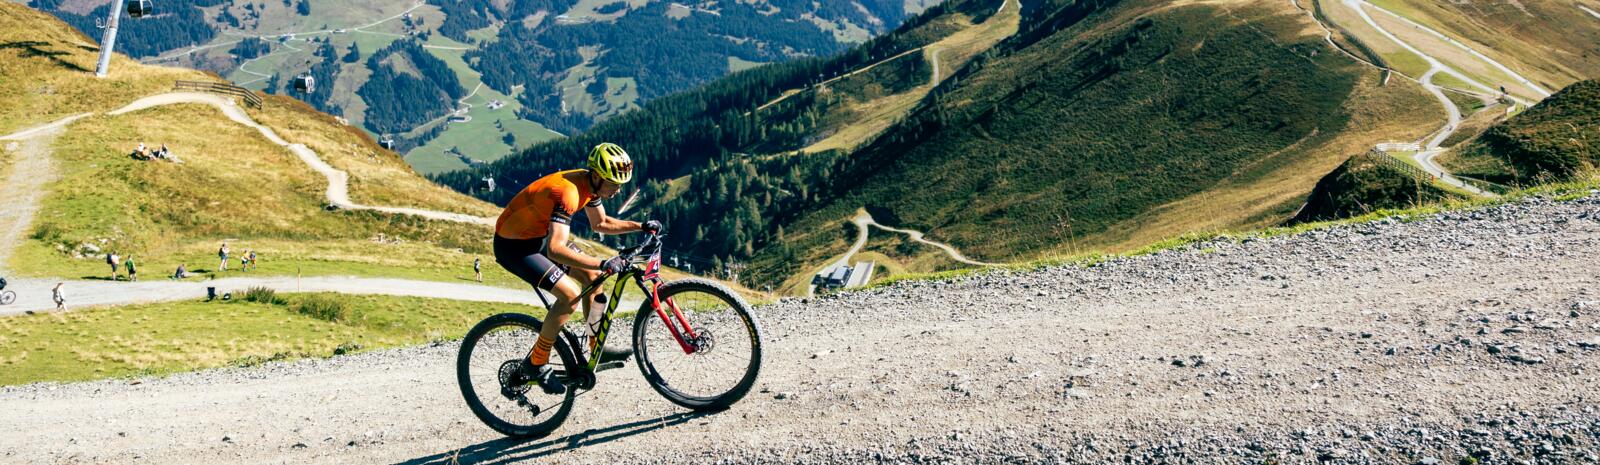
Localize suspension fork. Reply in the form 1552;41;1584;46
639;276;699;354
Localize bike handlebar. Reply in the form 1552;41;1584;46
615;231;664;263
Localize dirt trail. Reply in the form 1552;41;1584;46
109;93;494;225
807;209;994;297
853;209;997;267
2;195;1597;464
0;114;91;274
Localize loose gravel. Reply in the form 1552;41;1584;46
2;193;1598;464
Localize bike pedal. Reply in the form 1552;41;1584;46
595;361;626;372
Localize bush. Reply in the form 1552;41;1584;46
242;286;286;305
294;295;349;322
332;341;363;356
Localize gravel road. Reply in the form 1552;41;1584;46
3;193;1598;464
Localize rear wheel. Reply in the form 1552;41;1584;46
457;313;578;437
633;279;763;411
0;291;13;305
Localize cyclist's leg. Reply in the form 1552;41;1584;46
494;236;581;367
570;267;605;332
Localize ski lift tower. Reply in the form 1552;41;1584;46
95;1;155;78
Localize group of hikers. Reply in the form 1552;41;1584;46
102;242;258;282
130;142;180;163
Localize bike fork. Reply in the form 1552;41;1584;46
649;280;700;354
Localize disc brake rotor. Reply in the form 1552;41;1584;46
690;328;716;355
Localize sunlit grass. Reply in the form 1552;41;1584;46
0;293;540;385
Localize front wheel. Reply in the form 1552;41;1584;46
633;279;764;411
457;313;578;438
0;291;14;305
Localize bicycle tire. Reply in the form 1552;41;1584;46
0;291;13;305
457;312;578;438
633;278;764;411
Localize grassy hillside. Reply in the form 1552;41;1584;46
0;4;208;135
1439;79;1600;185
246;95;501;217
1362;0;1600;93
742;0;1415;287
10;102;519;286
0;292;532;385
0;2;527;287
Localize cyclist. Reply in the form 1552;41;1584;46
495;142;659;394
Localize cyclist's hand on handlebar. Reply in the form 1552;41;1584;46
641;220;662;235
601;256;628;275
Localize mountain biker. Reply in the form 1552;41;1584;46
495;142;660;394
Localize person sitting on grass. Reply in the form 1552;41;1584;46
173;263;190;280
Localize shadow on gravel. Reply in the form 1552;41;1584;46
393;411;709;464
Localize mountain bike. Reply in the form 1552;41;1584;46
456;231;764;438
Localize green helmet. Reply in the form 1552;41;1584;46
587;142;634;184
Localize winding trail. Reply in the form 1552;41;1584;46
1355;0;1549;100
110;92;495;225
754;0;1011;113
1333;0;1539;197
807;209;996;297
854;210;997;267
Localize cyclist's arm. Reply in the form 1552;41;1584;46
583;201;641;235
547;222;604;271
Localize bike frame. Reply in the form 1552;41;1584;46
538;236;702;377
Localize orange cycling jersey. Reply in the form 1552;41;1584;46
495;169;601;240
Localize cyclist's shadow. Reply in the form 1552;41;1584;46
394;411;710;465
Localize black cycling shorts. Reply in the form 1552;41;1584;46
494;235;570;291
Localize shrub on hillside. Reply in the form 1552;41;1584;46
294;295;349;322
242;286;287;305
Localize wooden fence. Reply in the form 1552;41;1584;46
1367;149;1433;181
173;80;262;108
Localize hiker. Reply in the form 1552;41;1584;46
52;283;65;310
125;254;138;281
245;250;258;271
173;263;190;279
218;243;230;271
106;252;120;280
474;257;482;282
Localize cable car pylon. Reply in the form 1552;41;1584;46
95;1;156;78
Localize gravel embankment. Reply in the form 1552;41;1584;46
1;193;1598;464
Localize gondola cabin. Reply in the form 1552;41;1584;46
126;0;152;18
379;137;396;150
292;74;315;93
